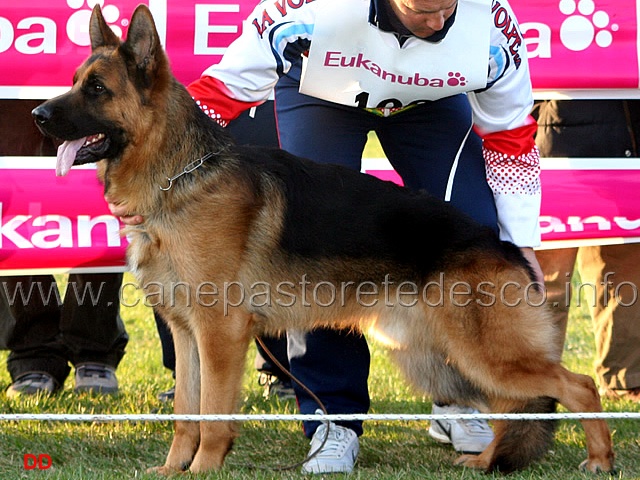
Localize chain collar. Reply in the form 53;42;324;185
159;151;217;191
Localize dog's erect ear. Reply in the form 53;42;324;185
89;4;120;50
124;5;163;73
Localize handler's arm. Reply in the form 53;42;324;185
468;0;540;249
186;0;314;125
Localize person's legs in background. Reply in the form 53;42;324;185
577;244;640;400
3;273;127;397
534;99;640;401
3;275;70;396
62;273;128;393
537;244;640;402
536;248;579;356
255;334;294;400
154;310;177;401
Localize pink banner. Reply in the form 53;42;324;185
539;167;640;244
0;0;256;97
2;159;639;274
363;158;640;249
514;0;640;90
1;0;639;97
0;162;128;273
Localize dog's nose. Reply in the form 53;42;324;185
32;104;52;125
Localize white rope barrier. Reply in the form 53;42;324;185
1;412;638;422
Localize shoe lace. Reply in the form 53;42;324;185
79;365;111;378
314;424;349;456
462;417;492;434
13;373;52;388
444;406;492;435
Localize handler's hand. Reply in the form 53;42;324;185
519;247;544;286
106;197;144;225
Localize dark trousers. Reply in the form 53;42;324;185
0;273;128;386
274;79;498;436
154;310;290;379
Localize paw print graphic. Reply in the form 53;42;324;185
66;0;124;46
447;72;467;87
558;0;617;51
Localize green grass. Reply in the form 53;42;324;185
0;271;638;479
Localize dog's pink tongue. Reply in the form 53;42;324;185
56;138;86;176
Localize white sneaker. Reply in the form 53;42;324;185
428;404;494;453
301;420;359;474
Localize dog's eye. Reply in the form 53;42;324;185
86;82;107;96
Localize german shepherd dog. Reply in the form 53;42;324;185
32;4;614;475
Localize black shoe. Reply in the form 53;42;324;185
258;373;296;400
7;372;59;398
74;363;118;394
157;385;175;402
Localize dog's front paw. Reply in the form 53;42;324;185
579;457;616;474
146;464;184;476
188;455;224;474
454;454;490;470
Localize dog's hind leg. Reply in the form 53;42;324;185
546;365;615;473
462;366;614;474
188;310;254;473
149;323;202;475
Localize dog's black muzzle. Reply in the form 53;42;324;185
31;103;54;136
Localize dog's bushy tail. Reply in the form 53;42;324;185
489;396;557;474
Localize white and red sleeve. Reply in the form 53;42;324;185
187;76;263;127
469;0;541;247
479;119;541;247
185;0;298;126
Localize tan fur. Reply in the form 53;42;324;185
34;5;615;475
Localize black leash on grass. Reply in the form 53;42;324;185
228;336;331;472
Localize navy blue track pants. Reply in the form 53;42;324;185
274;78;499;437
